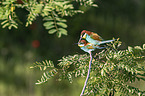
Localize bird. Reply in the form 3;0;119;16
80;30;115;45
78;30;116;96
78;39;105;53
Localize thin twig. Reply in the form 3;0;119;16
51;11;59;33
80;51;92;96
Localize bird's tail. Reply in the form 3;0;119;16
99;39;116;45
98;39;117;50
94;45;106;49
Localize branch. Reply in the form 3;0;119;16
80;51;93;96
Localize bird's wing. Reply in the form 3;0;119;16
86;43;95;49
90;33;103;41
87;46;94;49
94;45;106;49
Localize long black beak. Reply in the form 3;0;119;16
73;37;82;45
78;37;82;42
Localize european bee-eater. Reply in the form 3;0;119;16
78;39;105;53
80;30;115;45
78;30;116;96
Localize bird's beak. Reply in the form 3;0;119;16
78;44;84;47
78;37;82;42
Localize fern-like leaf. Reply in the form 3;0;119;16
31;41;145;95
0;0;19;29
75;0;98;7
30;60;54;71
42;11;68;37
35;68;58;84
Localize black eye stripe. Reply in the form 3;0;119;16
82;33;85;36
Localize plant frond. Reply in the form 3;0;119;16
35;68;58;84
30;60;54;71
31;41;145;95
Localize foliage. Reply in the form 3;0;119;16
31;41;145;96
0;0;97;37
0;0;18;29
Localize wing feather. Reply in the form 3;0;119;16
87;46;94;49
91;33;103;41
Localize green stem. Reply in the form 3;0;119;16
51;11;59;32
80;51;92;96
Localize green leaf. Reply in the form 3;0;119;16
143;44;145;49
43;16;53;21
45;25;54;29
58;28;67;35
8;25;12;29
92;4;98;7
1;20;8;25
30;60;54;70
11;24;18;29
2;23;9;28
2;1;11;5
43;22;54;27
128;46;133;52
134;46;142;50
57;22;67;28
101;69;105;76
67;73;73;83
56;18;67;22
57;32;62;38
34;4;43;13
48;29;57;34
35;68;58;84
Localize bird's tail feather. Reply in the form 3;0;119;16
99;39;115;45
98;39;117;50
95;46;106;49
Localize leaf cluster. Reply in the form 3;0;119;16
31;41;145;96
0;0;18;29
30;60;58;84
0;0;97;37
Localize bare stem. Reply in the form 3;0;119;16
51;11;59;32
80;51;92;96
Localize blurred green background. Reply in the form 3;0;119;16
0;0;145;96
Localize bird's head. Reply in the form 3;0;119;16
78;39;87;47
80;30;92;39
81;30;92;35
